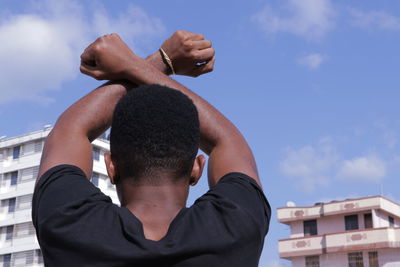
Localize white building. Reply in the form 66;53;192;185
0;128;117;267
278;196;400;267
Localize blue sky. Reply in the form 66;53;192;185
1;0;400;266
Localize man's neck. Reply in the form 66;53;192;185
117;180;189;241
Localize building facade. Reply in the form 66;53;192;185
0;128;118;267
278;196;400;267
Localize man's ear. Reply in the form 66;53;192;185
190;154;206;186
104;152;117;184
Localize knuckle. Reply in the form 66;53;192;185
93;72;102;80
211;48;216;56
184;40;193;49
190;51;200;60
110;33;119;39
176;30;185;37
92;44;101;52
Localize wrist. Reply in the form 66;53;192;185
146;52;171;75
124;57;165;85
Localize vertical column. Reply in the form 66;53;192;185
371;209;379;228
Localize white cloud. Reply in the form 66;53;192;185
337;155;386;182
280;140;337;192
349;9;400;31
281;135;392;192
0;0;165;104
298;53;326;69
252;0;335;41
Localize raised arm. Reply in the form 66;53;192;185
80;32;261;187
37;32;211;180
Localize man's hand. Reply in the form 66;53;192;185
160;30;215;77
80;34;139;81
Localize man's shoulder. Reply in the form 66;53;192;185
190;172;271;232
32;164;111;229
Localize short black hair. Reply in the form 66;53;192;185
110;84;200;184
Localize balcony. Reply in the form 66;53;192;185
0;235;40;254
279;235;324;258
0;208;32;227
277;205;322;223
326;227;400;253
279;227;400;258
277;196;400;223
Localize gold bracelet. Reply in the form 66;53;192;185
159;47;176;75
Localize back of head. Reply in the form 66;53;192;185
110;84;200;185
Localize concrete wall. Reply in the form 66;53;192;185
318;215;344;234
290;221;304;238
379;248;400;267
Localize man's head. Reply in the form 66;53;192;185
105;84;204;186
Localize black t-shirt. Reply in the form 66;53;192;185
32;165;270;267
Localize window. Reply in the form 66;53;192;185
8;198;16;212
93;147;100;161
389;216;395;227
364;213;373;229
15;222;35;238
17;195;32;210
10;171;18;186
36;249;44;264
368;251;378;267
13;250;33;266
304;220;318;236
92;173;99;186
25;250;34;265
5;225;13;240
2;254;11;267
348;252;364;267
34;140;43;152
305;255;320;267
345;215;359;230
20;167;38;182
12;146;20;159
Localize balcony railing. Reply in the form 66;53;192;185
326;227;400;253
279;234;324;258
279;227;400;258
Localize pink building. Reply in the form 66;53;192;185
277;196;400;267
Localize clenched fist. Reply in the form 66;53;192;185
80;33;140;81
160;30;215;77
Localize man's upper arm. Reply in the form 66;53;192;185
199;172;270;231
206;138;261;187
37;126;94;181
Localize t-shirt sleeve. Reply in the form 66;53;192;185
32;164;112;232
196;172;271;233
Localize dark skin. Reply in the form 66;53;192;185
38;31;261;241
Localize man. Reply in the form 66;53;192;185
32;31;270;266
